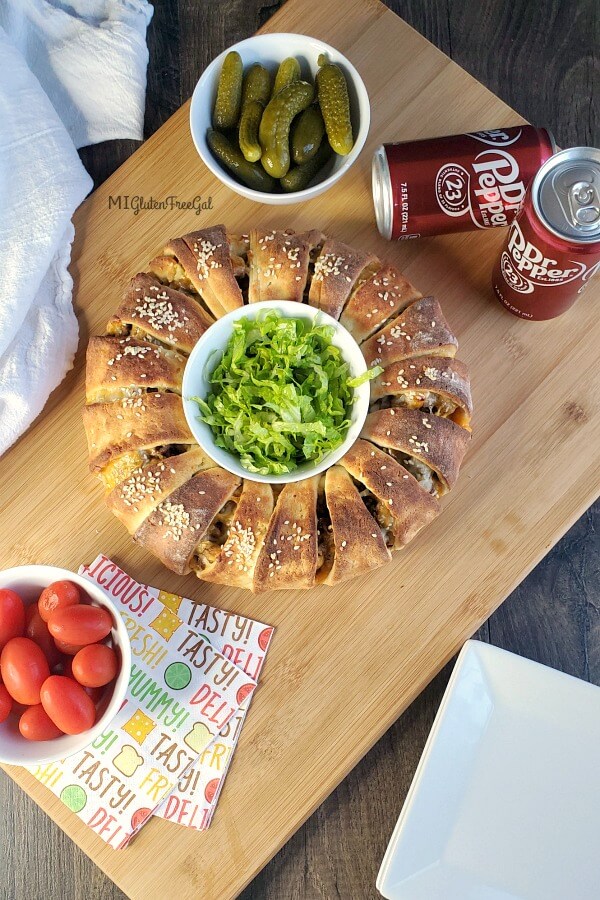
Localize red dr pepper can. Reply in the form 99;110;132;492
372;126;555;240
493;147;600;320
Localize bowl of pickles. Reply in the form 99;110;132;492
190;33;370;204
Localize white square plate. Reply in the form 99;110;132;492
377;640;600;900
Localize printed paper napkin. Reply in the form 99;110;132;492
25;555;273;848
151;587;272;829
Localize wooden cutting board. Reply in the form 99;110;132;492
2;0;599;896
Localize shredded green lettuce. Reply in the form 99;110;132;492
190;311;378;475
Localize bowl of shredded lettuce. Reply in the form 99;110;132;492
182;301;378;483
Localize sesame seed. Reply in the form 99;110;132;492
158;500;191;542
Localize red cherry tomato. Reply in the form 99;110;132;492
0;588;26;651
0;684;12;723
0;637;50;705
72;644;118;688
26;609;62;669
54;638;84;656
38;580;81;623
40;675;96;735
19;704;64;741
48;605;113;647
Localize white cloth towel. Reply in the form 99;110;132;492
0;0;153;148
0;1;153;457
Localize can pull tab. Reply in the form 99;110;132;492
568;180;600;230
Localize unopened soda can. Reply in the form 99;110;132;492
372;126;555;240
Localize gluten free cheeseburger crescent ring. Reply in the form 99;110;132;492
82;225;472;592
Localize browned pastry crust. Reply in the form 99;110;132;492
134;468;241;575
85;335;185;404
106;447;217;534
308;239;379;320
371;355;472;429
320;466;391;584
340;265;422;343
197;480;275;591
339;439;439;549
253;477;320;591
247;228;324;304
83;392;195;472
108;273;214;354
361;296;459;368
83;225;472;592
161;225;245;317
361;407;470;495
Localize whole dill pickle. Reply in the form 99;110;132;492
259;80;314;178
238;99;264;162
291;104;325;165
213;51;243;129
273;57;301;95
207;129;277;192
241;63;272;107
316;53;354;156
280;141;332;192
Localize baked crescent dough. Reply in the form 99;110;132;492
108;273;215;353
339;439;439;549
83;225;472;592
134;468;241;575
172;225;245;316
361;407;470;495
106;447;217;534
370;356;473;429
340;264;422;343
308;238;379;319
253;477;320;591
85;335;185;404
248;228;324;304
319;465;391;585
197;480;274;591
361;296;458;368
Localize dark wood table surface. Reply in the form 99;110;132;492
1;1;598;897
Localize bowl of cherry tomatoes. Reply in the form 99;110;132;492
0;565;131;765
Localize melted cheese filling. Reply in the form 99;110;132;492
194;498;239;570
359;488;392;547
386;391;458;418
100;450;154;491
398;455;440;496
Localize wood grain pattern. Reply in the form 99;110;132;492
1;1;598;899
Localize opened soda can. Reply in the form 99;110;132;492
492;146;600;319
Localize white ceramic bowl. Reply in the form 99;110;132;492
189;33;370;205
0;566;131;766
182;300;370;484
